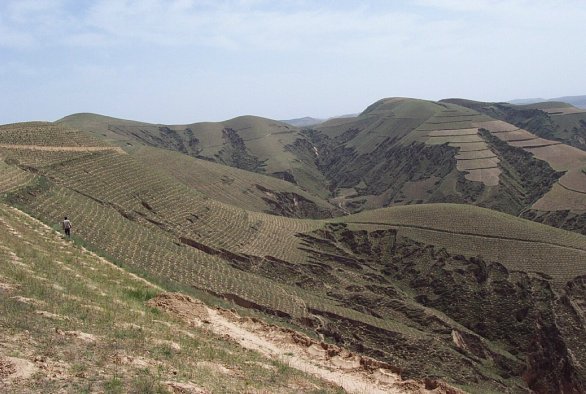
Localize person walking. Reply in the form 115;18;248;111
62;216;72;239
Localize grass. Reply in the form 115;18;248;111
0;203;340;393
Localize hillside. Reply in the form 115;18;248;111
58;113;328;196
59;97;586;238
129;146;340;219
443;98;586;234
510;95;586;109
2;120;586;392
0;203;347;393
445;99;586;151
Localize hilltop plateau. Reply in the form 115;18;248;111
1;96;585;392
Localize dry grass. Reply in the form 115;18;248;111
0;203;341;393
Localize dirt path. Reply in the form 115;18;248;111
0;144;125;154
149;293;455;394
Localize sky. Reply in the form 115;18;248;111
1;0;585;124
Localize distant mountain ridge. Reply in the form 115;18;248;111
280;113;358;127
509;94;586;108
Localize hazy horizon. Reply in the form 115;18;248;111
1;0;585;124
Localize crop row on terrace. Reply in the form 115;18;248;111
340;204;586;254
0;161;34;192
415;112;491;132
0;122;105;147
130;146;335;215
532;183;586;211
396;226;586;285
19;182;313;318
0;147;94;168
11;180;414;341
39;150;322;263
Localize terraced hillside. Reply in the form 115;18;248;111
444;98;586;153
443;99;586;234
0;203;353;393
129;146;340;219
58;99;585;236
2;121;586;392
58;113;328;195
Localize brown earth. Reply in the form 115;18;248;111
149;293;461;394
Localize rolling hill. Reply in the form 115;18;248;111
2;118;586;392
58;98;586;239
509;95;586;109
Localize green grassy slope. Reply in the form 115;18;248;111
2;121;586;391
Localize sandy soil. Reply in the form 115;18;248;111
149;293;459;394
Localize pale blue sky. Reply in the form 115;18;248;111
1;0;585;124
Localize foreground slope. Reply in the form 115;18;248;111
2;121;586;391
0;203;346;393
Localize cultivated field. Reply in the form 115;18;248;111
0;122;106;147
339;203;586;285
0;203;344;393
130;146;337;217
2;116;586;391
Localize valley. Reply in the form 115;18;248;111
2;96;586;392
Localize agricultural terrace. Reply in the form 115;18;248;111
421;108;500;187
0;160;34;193
318;98;442;152
0;203;340;393
14;181;425;345
0;148;103;168
37;150;322;263
477;120;586;211
516;101;586;116
338;204;586;285
532;183;586;211
129;146;336;215
0;122;109;147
